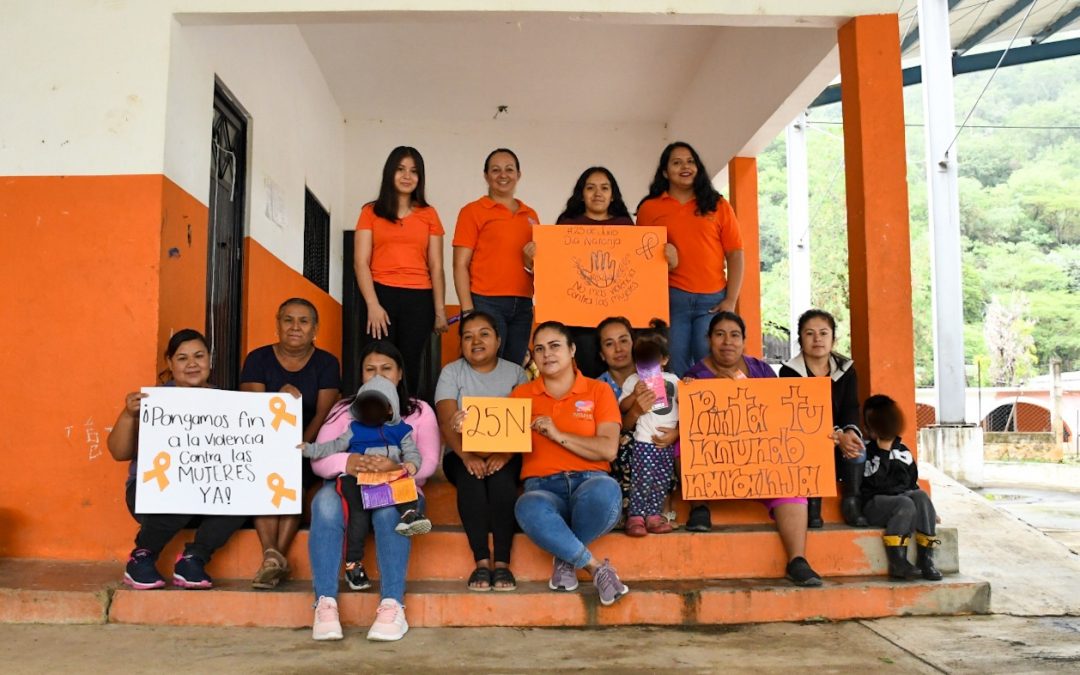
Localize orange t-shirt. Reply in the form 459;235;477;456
452;196;539;297
511;372;621;479
356;203;445;290
636;193;743;294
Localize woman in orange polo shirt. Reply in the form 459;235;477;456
511;322;629;606
636;142;744;376
452;148;540;366
354;146;448;394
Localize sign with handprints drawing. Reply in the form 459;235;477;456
678;378;837;500
533;225;669;327
135;387;303;515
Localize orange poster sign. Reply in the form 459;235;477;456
678;378;837;500
461;397;532;453
533;225;669;327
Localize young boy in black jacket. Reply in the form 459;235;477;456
861;395;942;581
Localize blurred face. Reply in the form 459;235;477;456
362;352;402;386
168;339;211;387
708;320;745;369
485;152;520;199
665;146;697;192
277;303;317;350
394;155;419;197
583;171;613;218
799;317;835;360
532;327;575;377
461;318;500;366
598;323;633;370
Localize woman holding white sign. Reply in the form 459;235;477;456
106;329;246;590
683;312;823;587
307;341;440;642
436;310;528;591
511;322;630;607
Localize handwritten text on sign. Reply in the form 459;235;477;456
533;225;669;327
678;378;836;500
135;387;302;515
461;397;532;453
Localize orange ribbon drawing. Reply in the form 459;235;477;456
142;451;171;491
269;396;297;431
267;472;297;507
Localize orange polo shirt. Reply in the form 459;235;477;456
636;193;743;294
452;196;539;297
356;203;445;289
511;372;621;480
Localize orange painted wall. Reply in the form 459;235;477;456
157;177;208;372
242;239;342;364
0;175;164;559
729;157;762;357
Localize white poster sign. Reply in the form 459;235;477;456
135;387;303;515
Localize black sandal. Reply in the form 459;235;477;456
491;567;517;592
467;566;492;592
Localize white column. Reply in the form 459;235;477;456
919;0;967;424
786;112;811;355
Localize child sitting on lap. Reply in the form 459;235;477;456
301;375;431;591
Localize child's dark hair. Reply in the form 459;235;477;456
632;319;670;369
863;395;905;440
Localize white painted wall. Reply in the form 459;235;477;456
343;118;666;304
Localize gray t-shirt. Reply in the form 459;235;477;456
434;358;528;406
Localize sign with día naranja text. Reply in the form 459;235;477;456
533;225;669;327
461;396;532;453
678;378;837;500
135;387;303;515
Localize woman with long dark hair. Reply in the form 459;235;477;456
637;142;744;376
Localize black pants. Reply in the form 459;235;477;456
356;282;434;396
125;482;245;562
862;489;937;537
336;476;417;562
443;451;521;564
570;326;604;378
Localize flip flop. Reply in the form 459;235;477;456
491;567;517;592
467;566;492;592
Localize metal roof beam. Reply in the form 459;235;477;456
899;0;966;54
1030;5;1080;44
954;0;1037;56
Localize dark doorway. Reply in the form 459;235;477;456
206;81;248;390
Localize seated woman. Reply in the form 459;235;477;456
684;312;823;587
435;311;528;591
780;309;867;528
106;329;245;590
511;321;629;606
240;297;341;589
307;341;440;642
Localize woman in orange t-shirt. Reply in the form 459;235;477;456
354;146;448;394
452;148;540;367
636;142;744;377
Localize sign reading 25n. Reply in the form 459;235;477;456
461;397;532;453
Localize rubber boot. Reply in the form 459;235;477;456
806;498;824;529
915;532;943;581
883;535;919;580
839;462;869;527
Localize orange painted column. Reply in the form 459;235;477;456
729;157;762;357
838;14;918;451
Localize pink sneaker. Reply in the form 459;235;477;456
312;596;343;641
625;516;647;537
646;515;673;534
366;598;408;641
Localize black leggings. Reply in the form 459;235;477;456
443;451;521;564
336;475;418;562
371;282;435;396
124;482;245;562
862;489;937;537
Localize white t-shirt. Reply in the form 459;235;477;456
619;372;680;444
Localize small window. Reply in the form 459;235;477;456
304;188;330;292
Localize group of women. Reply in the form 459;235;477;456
106;141;874;644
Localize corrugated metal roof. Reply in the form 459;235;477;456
896;0;1080;57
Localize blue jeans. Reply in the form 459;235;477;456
309;479;421;604
668;287;726;376
514;471;621;569
472;294;533;367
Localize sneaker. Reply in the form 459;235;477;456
686;504;713;532
645;514;673;534
173;552;213;589
592;559;629;606
312;596;344;641
366;598;408;641
345;561;372;591
548;558;579;592
394;510;432;537
625;515;647;537
785;556;823;587
123;548;165;590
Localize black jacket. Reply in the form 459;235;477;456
779;352;862;437
861;437;919;499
